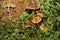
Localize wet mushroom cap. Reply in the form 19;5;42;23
24;23;31;28
25;0;40;10
36;12;44;17
39;23;48;31
39;23;45;30
32;16;42;23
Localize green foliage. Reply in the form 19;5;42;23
0;0;60;40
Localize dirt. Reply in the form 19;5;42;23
1;0;40;19
1;0;25;19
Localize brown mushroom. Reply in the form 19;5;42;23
25;0;40;10
24;23;31;28
39;23;48;31
32;16;42;23
36;11;44;17
39;23;45;30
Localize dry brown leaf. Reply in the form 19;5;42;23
32;16;42;23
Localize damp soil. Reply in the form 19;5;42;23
1;0;40;19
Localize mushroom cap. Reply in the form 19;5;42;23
32;16;42;23
25;0;40;9
39;23;48;31
24;23;31;28
26;5;40;10
36;12;44;17
39;23;45;30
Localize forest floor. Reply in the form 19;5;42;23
1;0;26;19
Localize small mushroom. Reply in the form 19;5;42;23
39;23;48;31
37;13;44;16
32;16;42;23
36;11;44;17
24;23;31;28
39;23;45;30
